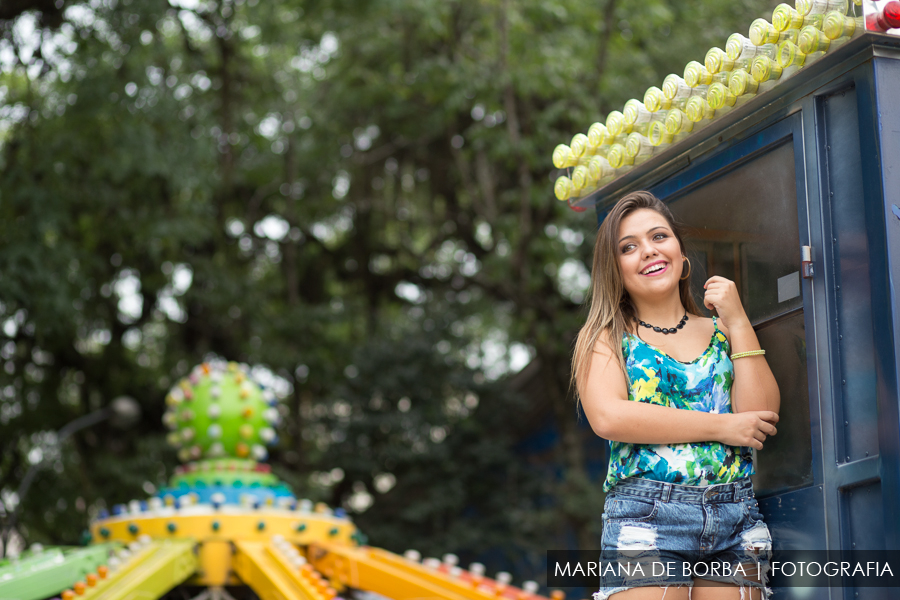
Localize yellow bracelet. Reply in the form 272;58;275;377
731;349;766;360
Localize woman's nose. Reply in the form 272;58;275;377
640;242;658;259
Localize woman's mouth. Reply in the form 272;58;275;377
640;261;668;276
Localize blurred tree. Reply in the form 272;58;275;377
0;0;780;574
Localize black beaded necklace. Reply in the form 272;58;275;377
638;312;688;335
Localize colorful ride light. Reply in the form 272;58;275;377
823;11;863;38
729;69;759;97
795;0;849;16
665;108;694;135
707;82;737;110
643;86;670;112
648;121;674;146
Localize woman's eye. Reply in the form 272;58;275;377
654;233;668;240
621;244;635;253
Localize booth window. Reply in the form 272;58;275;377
668;140;813;494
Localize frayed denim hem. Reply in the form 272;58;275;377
594;584;691;599
594;583;771;599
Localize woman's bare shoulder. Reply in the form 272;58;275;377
693;313;729;337
584;329;628;392
592;329;619;356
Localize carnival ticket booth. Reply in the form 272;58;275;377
552;2;900;597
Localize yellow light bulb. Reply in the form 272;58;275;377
729;69;759;97
648;120;675;147
625;133;654;162
588;122;610;147
554;176;576;201
798;25;836;53
665;108;695;135
750;55;784;82
776;40;824;68
663;74;693;105
644;87;670;113
705;47;737;74
606;111;628;137
589;156;615;182
795;0;848;16
606;143;633;169
572;165;591;190
685;61;729;88
552;144;575;169
823;11;862;39
685;96;715;123
570;133;589;157
707;83;737;110
623;99;652;135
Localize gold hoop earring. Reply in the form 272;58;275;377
680;256;691;281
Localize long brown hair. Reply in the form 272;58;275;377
571;191;701;399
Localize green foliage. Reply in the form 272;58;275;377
0;0;779;574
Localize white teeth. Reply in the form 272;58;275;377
642;263;665;275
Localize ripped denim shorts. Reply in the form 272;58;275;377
596;477;772;600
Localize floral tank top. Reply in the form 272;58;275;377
602;317;754;492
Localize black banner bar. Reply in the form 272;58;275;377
547;550;900;588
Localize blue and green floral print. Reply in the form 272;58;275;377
603;317;754;492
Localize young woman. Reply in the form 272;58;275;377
572;191;780;600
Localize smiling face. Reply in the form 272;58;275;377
616;208;685;301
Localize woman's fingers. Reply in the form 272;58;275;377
704;290;722;311
754;417;777;438
749;417;776;448
722;413;778;448
749;416;776;447
759;411;779;424
704;278;742;319
703;276;728;289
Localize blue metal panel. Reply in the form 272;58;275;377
871;55;900;550
844;481;885;550
820;84;879;466
856;56;900;549
763;486;829;600
763;484;827;549
811;73;890;577
842;481;891;600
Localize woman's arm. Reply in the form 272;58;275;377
704;277;781;415
580;336;778;449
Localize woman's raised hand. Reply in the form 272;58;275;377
718;411;779;450
703;276;750;330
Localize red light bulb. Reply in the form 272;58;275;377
866;12;887;32
883;1;900;29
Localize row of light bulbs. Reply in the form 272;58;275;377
551;0;896;204
59;536;154;600
402;550;547;597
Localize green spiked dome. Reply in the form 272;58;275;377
163;360;281;462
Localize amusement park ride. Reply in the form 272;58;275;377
0;361;560;600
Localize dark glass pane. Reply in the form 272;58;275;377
667;141;813;493
669;141;802;325
751;312;814;493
